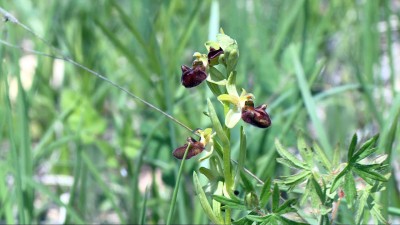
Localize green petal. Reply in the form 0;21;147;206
217;94;239;105
225;108;241;128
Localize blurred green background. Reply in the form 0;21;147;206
0;0;399;224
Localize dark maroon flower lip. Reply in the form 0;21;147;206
173;137;205;159
241;101;271;128
207;47;224;61
181;61;207;88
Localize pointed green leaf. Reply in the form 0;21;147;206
193;172;224;224
355;188;369;224
280;171;311;189
330;166;349;193
209;66;226;80
276;199;297;214
272;184;280;212
352;135;379;163
199;167;216;182
344;171;356;208
297;132;313;165
369;200;387;224
207;99;229;148
260;177;272;208
348;133;358;159
206;81;222;97
280;213;309;225
354;147;379;163
240;171;255;192
212;195;247;210
276;158;306;170
313;142;332;171
246;214;269;223
353;167;388;182
311;176;325;203
275;139;308;170
226;71;238;96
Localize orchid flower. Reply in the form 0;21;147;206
217;88;254;128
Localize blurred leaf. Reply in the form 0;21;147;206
351;135;379;163
344;171;356;208
212;195;246;210
330;166;349;193
240;171;254;192
275;139;308;170
297;132;313;165
207;99;229;148
312;143;331;172
348;133;358;159
60;89;106;144
260;177;271;208
272;183;279;212
193;172;224;224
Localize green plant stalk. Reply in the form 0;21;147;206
140;187;149;225
64;143;83;224
4;75;26;224
166;143;190;225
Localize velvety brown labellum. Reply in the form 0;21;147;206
241;101;272;128
180;61;207;88
173;137;205;159
208;47;224;63
208;47;224;66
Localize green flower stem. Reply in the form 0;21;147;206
225;208;232;225
166;143;190;225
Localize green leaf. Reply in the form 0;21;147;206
312;142;332;171
354;147;379;163
207;99;229;148
280;170;311;189
280;214;309;225
276;158;305;170
272;183;280;212
353;167;388;182
206;81;223;97
240;171;254;192
199;167;217;181
226;71;238;96
209;66;226;80
297;132;313;165
246;215;269;223
193;172;224;224
351;135;379;163
344;171;356;208
311;176;325;203
369;200;387;224
355;188;369;224
275;139;308;170
348;133;358;159
260;177;272;208
276;199;297;214
330;166;349;193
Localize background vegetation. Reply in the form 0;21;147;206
0;0;399;224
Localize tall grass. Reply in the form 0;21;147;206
0;0;399;224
